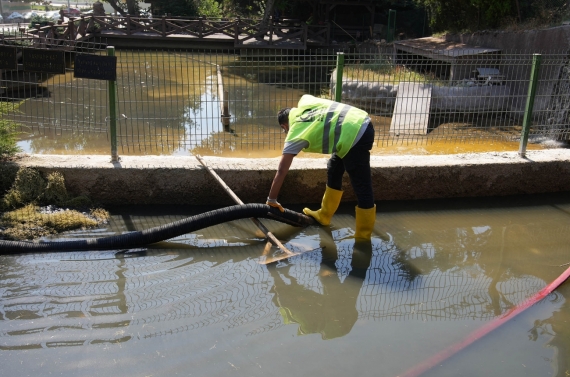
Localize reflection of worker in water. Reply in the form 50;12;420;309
268;229;373;340
265;95;376;239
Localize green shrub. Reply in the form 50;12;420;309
0;163;18;199
29;15;54;28
0;102;22;160
43;171;70;206
0;125;20;162
3;167;45;209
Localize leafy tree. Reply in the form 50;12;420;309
197;0;223;18
151;0;199;17
414;0;516;32
413;0;570;32
29;14;53;28
259;0;276;30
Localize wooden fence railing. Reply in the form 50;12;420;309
20;16;330;49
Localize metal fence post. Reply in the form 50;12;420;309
387;9;396;42
519;53;542;157
107;46;119;162
335;52;344;102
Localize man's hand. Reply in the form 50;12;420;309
266;198;285;212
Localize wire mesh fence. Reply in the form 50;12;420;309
1;37;569;157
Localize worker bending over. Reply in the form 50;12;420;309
266;94;376;240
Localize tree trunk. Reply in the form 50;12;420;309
259;0;276;31
104;0;127;16
126;0;137;15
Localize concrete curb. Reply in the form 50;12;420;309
7;149;570;205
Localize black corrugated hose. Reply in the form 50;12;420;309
0;204;314;253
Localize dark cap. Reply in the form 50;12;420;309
277;108;291;125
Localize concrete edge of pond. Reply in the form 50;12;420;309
7;149;570;205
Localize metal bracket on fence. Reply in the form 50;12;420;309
519;53;542;158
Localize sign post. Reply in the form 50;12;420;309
74;46;119;162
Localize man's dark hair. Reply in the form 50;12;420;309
277;108;291;125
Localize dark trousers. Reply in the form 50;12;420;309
327;122;375;209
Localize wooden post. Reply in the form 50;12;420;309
68;18;75;40
78;16;87;37
38;31;46;48
268;18;274;45
216;65;230;128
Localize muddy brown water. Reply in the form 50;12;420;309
10;51;546;157
1;193;570;376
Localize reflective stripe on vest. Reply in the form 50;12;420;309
322;103;351;154
322;102;338;153
332;105;351;154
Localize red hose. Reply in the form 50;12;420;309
399;264;570;377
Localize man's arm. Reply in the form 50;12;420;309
268;153;295;200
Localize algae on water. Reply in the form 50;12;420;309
0;167;109;241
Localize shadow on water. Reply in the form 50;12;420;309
1;193;570;376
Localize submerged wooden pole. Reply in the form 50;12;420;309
195;155;295;257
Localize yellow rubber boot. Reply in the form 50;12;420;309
303;186;343;226
354;205;376;240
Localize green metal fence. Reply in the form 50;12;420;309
1;38;569;158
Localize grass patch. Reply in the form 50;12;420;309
338;55;446;86
343;63;443;85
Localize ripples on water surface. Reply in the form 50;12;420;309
1;194;570;377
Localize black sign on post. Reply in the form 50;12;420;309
0;46;18;70
23;48;66;74
74;54;117;81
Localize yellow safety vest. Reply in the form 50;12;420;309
285;95;368;158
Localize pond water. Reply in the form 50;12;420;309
9;50;547;157
1;193;570;376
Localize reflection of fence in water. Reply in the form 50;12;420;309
358;249;545;321
0;236;549;347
